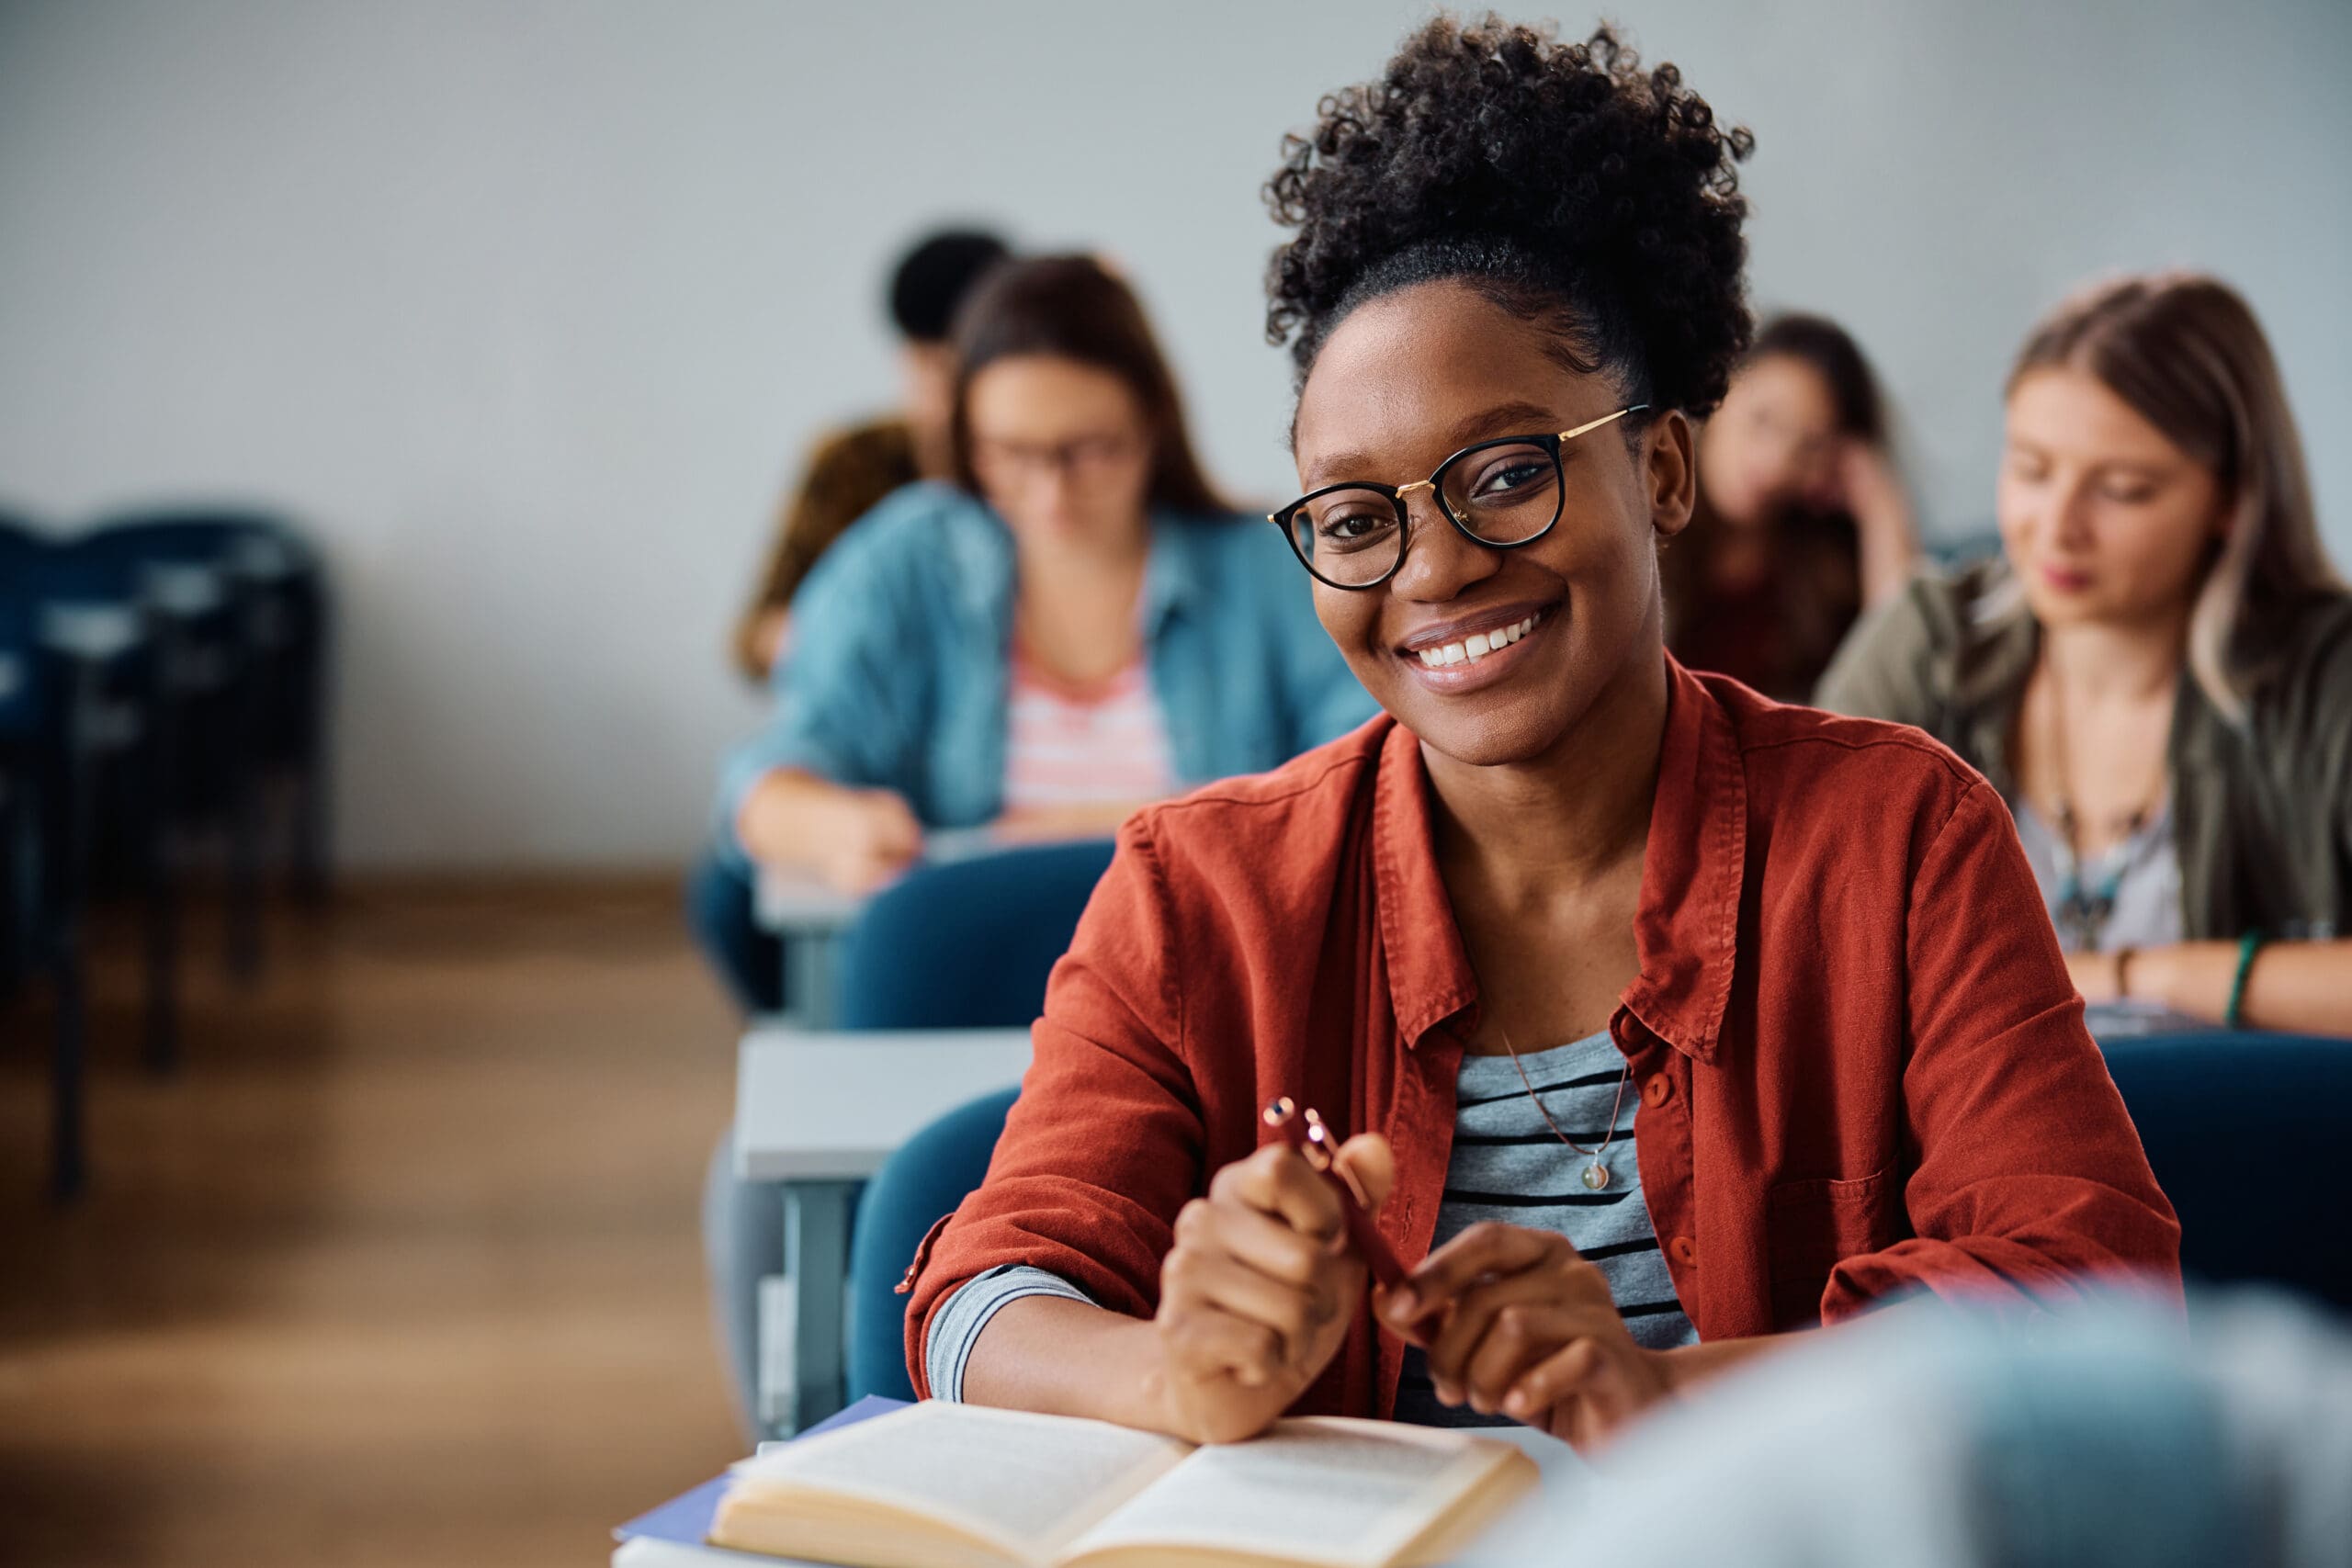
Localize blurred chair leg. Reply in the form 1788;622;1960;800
140;686;180;1076
141;821;178;1075
49;940;86;1201
291;763;328;906
225;755;264;983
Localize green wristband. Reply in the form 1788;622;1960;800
2224;930;2264;1028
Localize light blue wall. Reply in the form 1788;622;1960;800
0;0;2343;865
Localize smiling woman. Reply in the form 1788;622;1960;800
901;16;2181;1453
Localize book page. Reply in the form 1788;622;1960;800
728;1402;1192;1559
1063;1418;1523;1568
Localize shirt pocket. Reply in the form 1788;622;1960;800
1766;1167;1895;1330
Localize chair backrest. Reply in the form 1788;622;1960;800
2101;1031;2351;1312
80;508;309;570
837;839;1117;1030
839;839;1116;1403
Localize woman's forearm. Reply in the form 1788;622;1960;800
958;1295;1174;1430
1853;493;1920;607
2138;939;2352;1035
734;768;847;870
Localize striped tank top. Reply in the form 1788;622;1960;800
1000;639;1176;814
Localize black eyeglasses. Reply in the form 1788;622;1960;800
1270;406;1648;591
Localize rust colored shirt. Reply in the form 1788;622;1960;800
903;659;2182;1416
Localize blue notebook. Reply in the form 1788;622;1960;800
615;1397;909;1554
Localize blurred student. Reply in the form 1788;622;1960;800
698;254;1377;1425
717;253;1375;904
1566;1292;2352;1568
1820;273;2352;1035
903;18;2177;1452
1664;314;1918;698
729;227;1011;682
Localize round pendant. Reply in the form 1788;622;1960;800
1581;1161;1611;1190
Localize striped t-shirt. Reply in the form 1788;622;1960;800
925;1029;1695;1423
1000;640;1176;814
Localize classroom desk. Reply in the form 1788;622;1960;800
735;1025;1035;1435
748;874;861;1029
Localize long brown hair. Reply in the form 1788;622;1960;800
947;254;1232;517
1999;271;2342;719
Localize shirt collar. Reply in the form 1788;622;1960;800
1372;656;1746;1066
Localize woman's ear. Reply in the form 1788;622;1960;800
1645;410;1699;540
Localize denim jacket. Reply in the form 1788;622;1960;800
715;482;1377;859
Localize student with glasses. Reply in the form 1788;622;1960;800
710;253;1376;920
899;17;2179;1452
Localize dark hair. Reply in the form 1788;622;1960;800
888;228;1012;343
1264;15;1754;416
1749;313;1885;444
947;254;1231;517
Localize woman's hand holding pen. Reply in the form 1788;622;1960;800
1377;1224;1672;1452
1147;1134;1395;1445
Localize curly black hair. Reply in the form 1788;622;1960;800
1265;16;1754;417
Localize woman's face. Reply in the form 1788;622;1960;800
966;355;1155;548
1698;353;1842;527
1998;366;2223;629
1290;279;1693;767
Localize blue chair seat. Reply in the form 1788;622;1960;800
2101;1031;2351;1313
837;840;1116;1404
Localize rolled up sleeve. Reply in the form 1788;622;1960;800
902;816;1206;1396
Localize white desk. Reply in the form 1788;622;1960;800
734;1025;1035;1434
749;875;864;1028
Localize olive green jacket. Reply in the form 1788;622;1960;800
1816;562;2352;941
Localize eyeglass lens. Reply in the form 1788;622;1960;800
1286;439;1562;587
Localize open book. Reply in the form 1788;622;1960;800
707;1401;1538;1568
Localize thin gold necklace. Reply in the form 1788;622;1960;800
1495;1021;1634;1191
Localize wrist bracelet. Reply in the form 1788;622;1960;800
2224;930;2264;1028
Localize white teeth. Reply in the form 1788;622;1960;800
1412;613;1547;671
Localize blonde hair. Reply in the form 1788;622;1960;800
1997;271;2343;720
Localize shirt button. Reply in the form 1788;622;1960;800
1643;1073;1673;1108
1669;1235;1697;1267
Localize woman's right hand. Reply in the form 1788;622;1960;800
809;786;923;895
1147;1134;1394;1444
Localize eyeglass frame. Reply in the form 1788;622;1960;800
1268;404;1650;591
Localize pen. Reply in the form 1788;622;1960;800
1261;1098;1408;1288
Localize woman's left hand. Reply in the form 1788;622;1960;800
1377;1223;1673;1451
2065;947;2125;1003
1826;439;1906;529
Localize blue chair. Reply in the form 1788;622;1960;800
0;520;166;1195
83;509;334;971
839;839;1115;1404
2102;1031;2351;1313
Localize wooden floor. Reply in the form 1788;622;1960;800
0;881;747;1567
